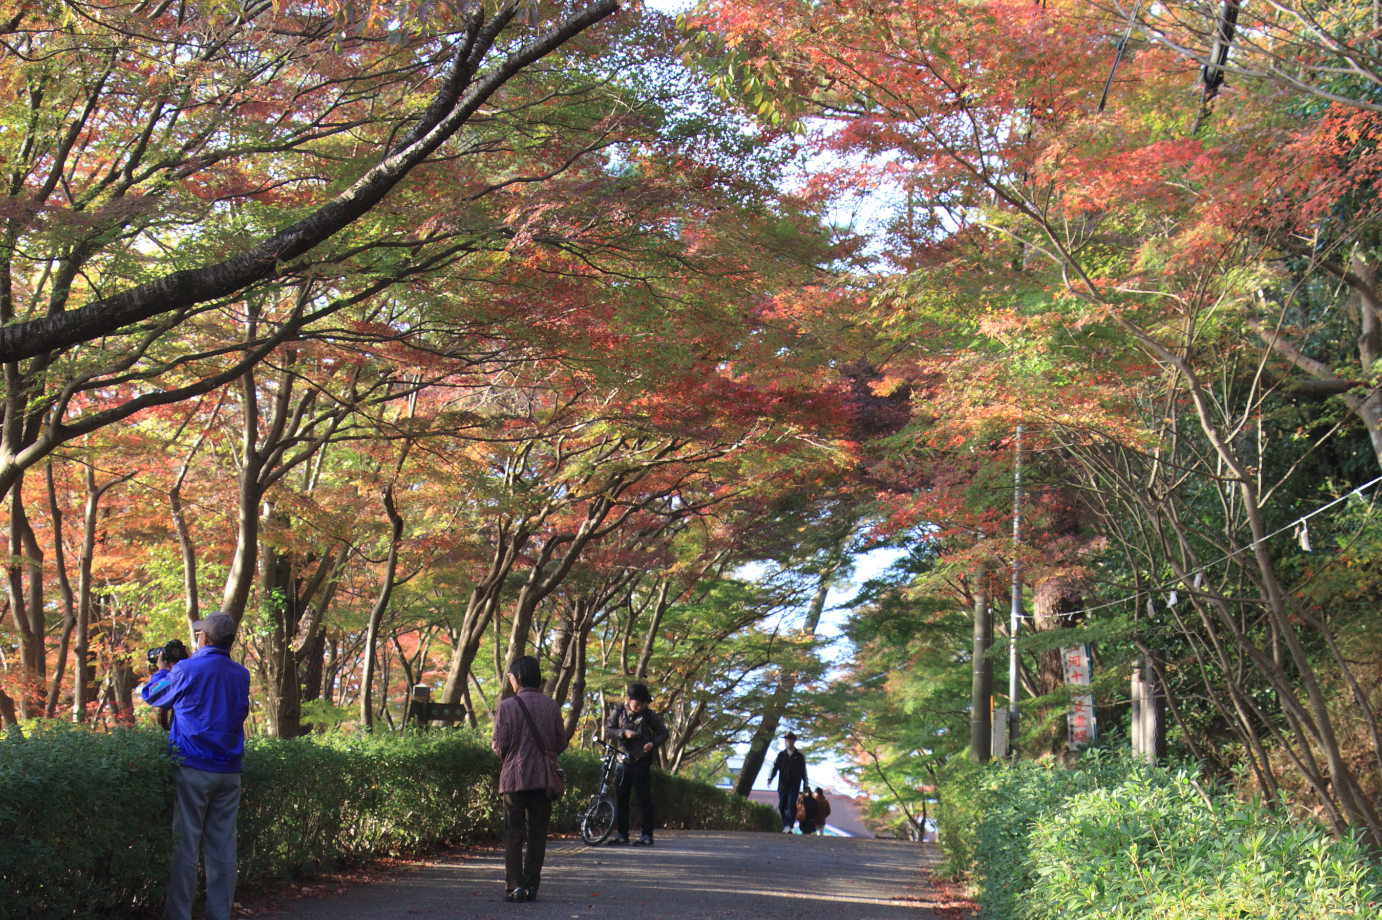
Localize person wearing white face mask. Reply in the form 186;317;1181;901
768;732;809;833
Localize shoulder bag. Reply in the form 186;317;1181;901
512;694;566;800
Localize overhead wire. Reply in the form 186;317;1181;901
1007;474;1382;623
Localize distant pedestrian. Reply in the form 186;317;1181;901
492;655;567;903
813;788;831;835
767;731;809;832
796;789;818;834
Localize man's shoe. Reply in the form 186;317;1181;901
607;835;629;846
524;886;539;902
504;888;525;903
633;834;654;847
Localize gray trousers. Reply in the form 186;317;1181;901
166;766;241;920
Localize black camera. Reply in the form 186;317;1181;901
146;638;191;668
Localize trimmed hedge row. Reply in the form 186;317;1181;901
938;751;1382;920
0;726;174;920
0;724;776;920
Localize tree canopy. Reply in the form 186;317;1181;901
5;0;1382;851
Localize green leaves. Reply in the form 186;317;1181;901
941;752;1382;920
0;724;177;920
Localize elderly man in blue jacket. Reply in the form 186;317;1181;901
142;612;251;920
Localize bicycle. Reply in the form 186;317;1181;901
578;739;620;845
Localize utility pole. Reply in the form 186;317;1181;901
1008;425;1024;757
970;564;992;762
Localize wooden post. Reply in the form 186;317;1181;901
405;684;431;731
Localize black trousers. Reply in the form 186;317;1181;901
615;757;654;838
503;790;553;890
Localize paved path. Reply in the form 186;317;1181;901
247;831;948;920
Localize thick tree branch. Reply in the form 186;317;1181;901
0;0;620;363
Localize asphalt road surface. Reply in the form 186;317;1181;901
245;830;948;920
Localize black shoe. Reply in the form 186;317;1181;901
504;888;525;903
632;834;654;847
607;835;629;846
524;886;539;902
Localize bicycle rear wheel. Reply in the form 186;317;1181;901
580;796;616;845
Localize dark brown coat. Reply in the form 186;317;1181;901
492;688;567;794
815;792;832;827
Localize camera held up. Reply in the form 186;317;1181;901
146;638;191;670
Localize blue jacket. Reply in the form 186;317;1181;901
141;646;251;773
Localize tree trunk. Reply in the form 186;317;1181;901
169;421;215;633
8;479;45;718
666;698;707;772
220;358;268;622
1031;577;1083;754
440;519;533;720
0;688;19;735
634;580;672;680
254;532;303;739
361;489;405;730
562;627;591;743
545;599;584;703
44;464;76;718
106;649;137;726
501;497;615;688
299;632;327;704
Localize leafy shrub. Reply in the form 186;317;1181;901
0;724;176;920
935;757;984;877
969;751;1155;917
236;728;506;885
1;725;775;920
647;766;780;833
1028;770;1382;920
939;750;1382;920
242;730;776;885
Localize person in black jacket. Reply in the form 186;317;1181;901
602;683;669;847
767;732;809;832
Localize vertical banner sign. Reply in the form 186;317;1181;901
1062;644;1098;749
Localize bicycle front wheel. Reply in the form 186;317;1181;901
580;796;616;846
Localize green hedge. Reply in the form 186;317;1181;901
0;725;776;920
938;751;1382;920
0;725;175;920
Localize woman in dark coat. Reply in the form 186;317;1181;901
491;656;567;903
813;788;831;835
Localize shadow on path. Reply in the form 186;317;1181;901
244;830;948;920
